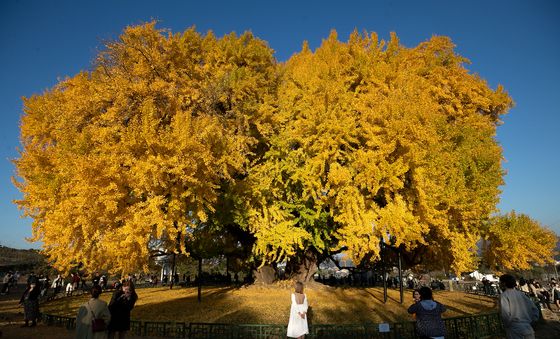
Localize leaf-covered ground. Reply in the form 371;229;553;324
5;285;560;338
40;285;497;325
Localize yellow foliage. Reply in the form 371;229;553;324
15;24;528;276
483;211;557;270
244;30;513;274
14;22;277;274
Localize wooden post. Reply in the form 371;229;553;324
381;238;387;303
398;249;403;304
170;252;176;290
226;256;229;279
197;257;202;303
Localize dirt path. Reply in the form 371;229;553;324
536;309;560;338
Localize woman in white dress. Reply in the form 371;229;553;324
287;281;309;338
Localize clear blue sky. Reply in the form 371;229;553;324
1;0;559;249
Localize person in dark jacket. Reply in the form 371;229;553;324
19;282;41;327
407;286;446;338
108;280;138;339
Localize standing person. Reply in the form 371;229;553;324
413;289;421;303
534;282;553;311
1;272;13;295
52;274;63;295
67;273;75;296
72;272;81;292
39;274;49;297
100;275;108;290
76;285;111;339
108;280;138;339
551;282;560;311
19;282;40;327
499;274;540;339
527;279;538;298
13;271;21;287
410;289;422;319
519;278;530;295
92;272;101;286
407;286;446;339
27;272;37;285
80;274;88;290
287;281;309;339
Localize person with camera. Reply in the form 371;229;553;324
107;280;138;339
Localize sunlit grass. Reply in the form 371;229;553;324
40;285;497;325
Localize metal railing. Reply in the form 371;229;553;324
454;281;501;297
42;312;503;338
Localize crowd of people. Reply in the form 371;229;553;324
460;274;557;339
0;269;140;337
0;271;19;295
315;270;446;290
288;273;558;339
469;275;560;312
151;271;251;287
3;268;559;338
517;277;560;312
499;274;541;339
1;270;115;299
5;270;140;338
65;272;111;296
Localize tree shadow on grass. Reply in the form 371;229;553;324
314;287;406;324
123;286;497;326
363;287;402;304
132;286;278;325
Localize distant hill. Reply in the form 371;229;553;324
0;245;45;269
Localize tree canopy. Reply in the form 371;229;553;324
14;23;277;274
482;211;557;271
243;31;513;275
14;23;555;277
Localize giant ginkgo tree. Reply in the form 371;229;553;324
15;23;555;279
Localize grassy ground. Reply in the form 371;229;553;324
4;284;560;338
38;285;497;325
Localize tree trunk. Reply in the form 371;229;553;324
286;249;318;283
253;265;276;285
170;252;176;290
